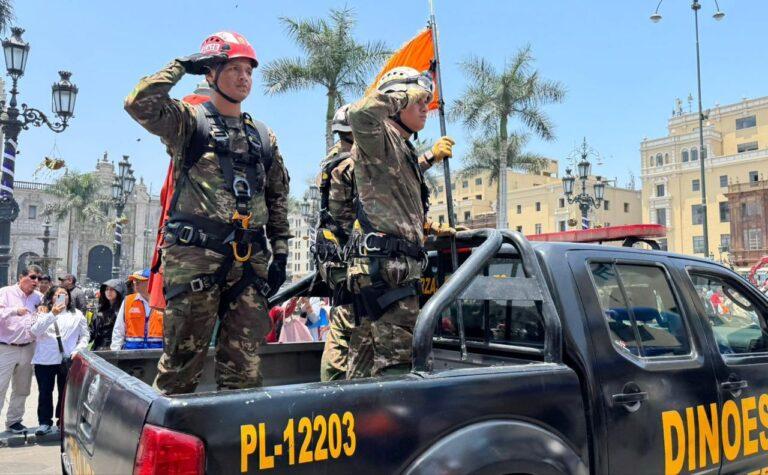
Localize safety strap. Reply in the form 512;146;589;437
376;283;418;310
167;102;274;218
316;151;353;245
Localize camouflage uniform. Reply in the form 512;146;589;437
124;61;290;394
345;90;428;378
319;137;437;381
319;142;356;382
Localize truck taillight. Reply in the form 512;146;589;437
133;424;205;475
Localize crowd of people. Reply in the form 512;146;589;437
0;265;162;437
266;297;330;344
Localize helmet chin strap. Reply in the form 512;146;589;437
392;113;417;140
210;63;241;104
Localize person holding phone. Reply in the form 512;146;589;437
30;286;89;436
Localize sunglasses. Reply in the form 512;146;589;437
27;275;40;281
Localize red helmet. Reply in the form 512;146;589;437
200;31;258;67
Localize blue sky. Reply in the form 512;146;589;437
7;0;766;196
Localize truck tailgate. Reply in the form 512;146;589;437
62;350;160;475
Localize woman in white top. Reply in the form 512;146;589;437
30;285;89;436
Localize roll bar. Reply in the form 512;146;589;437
412;229;562;372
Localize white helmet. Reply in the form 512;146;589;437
376;66;434;101
331;103;352;134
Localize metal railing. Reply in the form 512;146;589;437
14;180;51;191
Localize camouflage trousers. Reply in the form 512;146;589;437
319;304;355;382
154;245;272;395
346;256;421;379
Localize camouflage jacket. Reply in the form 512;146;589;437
321;141;437;244
124;61;291;255
348;91;428;245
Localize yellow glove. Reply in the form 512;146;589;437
431;136;455;163
405;87;432;107
424;219;456;237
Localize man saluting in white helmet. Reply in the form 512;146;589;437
344;67;458;378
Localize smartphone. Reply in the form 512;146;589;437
55;294;66;306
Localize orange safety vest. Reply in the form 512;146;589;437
123;293;164;349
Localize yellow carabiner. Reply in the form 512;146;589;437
231;211;254;262
232;211;252;229
231;242;252;262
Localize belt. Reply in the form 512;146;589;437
356;233;426;261
0;341;31;347
165;215;267;256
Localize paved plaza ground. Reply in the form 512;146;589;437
0;377;63;473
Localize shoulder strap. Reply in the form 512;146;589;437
168;104;214;215
243;113;274;174
183;104;212;172
319;151;352;211
53;321;66;359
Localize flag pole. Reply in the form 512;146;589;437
429;0;467;360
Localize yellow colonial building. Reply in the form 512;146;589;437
429;159;642;234
640;95;768;257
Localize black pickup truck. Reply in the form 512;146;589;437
61;230;768;474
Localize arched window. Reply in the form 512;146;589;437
656;153;663;166
701;146;707;160
664;153;669;164
690;148;699;161
682;150;689;162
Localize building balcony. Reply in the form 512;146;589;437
730;248;768;267
727;179;768;194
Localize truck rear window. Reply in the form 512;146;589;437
438;257;545;350
589;262;691;358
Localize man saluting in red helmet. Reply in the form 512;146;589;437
125;31;291;395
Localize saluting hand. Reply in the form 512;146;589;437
177;53;228;75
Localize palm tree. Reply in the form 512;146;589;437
262;7;389;152
450;45;565;228
459;132;548;185
44;171;110;273
0;1;14;34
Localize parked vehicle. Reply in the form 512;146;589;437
61;229;768;474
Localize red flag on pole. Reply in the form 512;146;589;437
367;27;439;111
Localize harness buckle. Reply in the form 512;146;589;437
362;233;384;253
255;280;271;298
177;225;196;244
190;278;206;292
232;176;251;199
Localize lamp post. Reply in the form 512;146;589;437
650;0;725;258
562;139;605;230
111;155;136;279
0;27;78;285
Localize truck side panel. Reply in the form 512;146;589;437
145;363;587;474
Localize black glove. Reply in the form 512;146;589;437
176;53;228;75
267;254;288;297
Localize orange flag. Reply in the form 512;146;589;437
367;27;439;111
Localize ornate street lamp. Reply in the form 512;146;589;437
0;27;77;285
561;138;604;230
650;0;725;259
111;156;135;279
